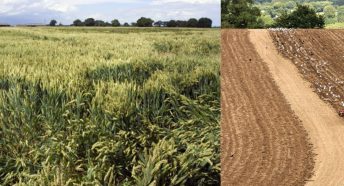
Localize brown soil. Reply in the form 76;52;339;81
221;29;314;186
263;29;344;185
269;29;344;112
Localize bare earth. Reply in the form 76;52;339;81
221;29;314;186
250;30;344;185
269;29;344;111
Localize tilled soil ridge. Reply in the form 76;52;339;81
250;29;344;186
269;29;344;112
221;29;314;186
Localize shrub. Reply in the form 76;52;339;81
274;4;325;28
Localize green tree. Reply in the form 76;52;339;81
187;18;199;27
136;17;154;27
309;1;332;13
222;0;262;28
84;18;95;26
324;5;336;19
222;0;230;15
166;20;177;27
324;5;337;24
73;19;83;26
261;14;274;26
95;20;106;26
285;1;296;9
255;0;270;3
111;19;120;27
274;4;325;28
338;6;344;22
175;20;187;27
198;17;212;28
49;20;57;26
303;3;315;12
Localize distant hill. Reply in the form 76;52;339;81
221;0;343;28
254;0;344;27
256;0;343;6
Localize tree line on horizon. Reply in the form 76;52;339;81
49;17;213;28
221;0;344;28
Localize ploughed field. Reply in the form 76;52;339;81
222;29;344;185
0;27;220;185
221;29;314;186
270;29;344;112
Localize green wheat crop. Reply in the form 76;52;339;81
0;27;220;185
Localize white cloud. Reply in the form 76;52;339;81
151;0;219;5
0;0;220;25
0;5;11;13
0;0;139;14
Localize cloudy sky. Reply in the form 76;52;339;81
0;0;220;26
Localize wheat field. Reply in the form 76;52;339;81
0;27;220;185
